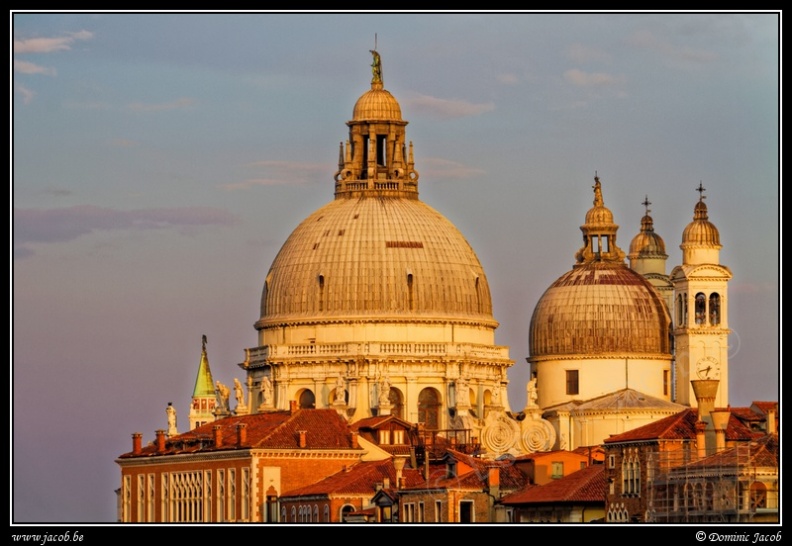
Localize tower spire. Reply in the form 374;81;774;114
189;334;218;430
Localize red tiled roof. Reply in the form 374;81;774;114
684;434;779;470
730;406;765;422
118;409;359;458
280;459;425;498
501;465;606;505
751;401;778;415
603;408;755;444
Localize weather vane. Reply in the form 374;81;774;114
696;181;706;201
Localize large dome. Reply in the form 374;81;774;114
529;262;671;358
258;196;494;327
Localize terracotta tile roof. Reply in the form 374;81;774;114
543;388;683;413
280;459;425;498
501;465;606;505
730;406;765;422
118;409;359;458
603;408;755;444
751;401;778;415
683;434;779;471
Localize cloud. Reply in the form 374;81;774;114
497;73;519;85
126;98;196;112
15;84;35;105
404;93;495;119
221;161;332;190
13;30;94;54
43;188;74;197
108;138;140;148
627;29;718;64
563;68;625;87
14;60;56;76
13;205;237;257
566;43;612;64
420;157;485;179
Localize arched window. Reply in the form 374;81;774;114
709;293;721;325
407;273;414;311
323;504;330;523
281;506;286;523
298;389;315;409
418;388;441;430
389;388;404;419
749;482;768;510
676;294;684;327
695;293;706;325
313;505;319;522
340;504;355;522
291;506;296;522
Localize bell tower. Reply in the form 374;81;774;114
670;184;732;407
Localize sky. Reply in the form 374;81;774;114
11;11;780;524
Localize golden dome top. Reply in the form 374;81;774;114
628;197;667;259
575;175;625;264
351;50;402;121
352;85;403;122
529;262;671;358
682;199;721;247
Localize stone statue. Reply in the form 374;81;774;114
378;375;391;406
234;378;244;408
216;380;230;411
260;375;273;406
456;374;470;406
370;49;382;83
334;374;346;403
166;402;178;435
527;377;538;407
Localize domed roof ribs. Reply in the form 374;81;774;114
574;174;626;265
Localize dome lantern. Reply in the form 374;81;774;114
574;174;626;265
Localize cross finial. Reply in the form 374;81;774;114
642;195;652;215
696;181;706;202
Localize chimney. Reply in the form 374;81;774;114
236;423;247;447
132;432;142;455
213;425;223;448
695;420;707;459
710;409;730;452
767;409;777;435
298;430;307;448
488;467;500;499
350;431;359;449
383;477;390;489
691;379;719;421
393;457;406;487
290;400;298;415
155;429;166;453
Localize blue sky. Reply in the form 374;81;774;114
12;12;779;523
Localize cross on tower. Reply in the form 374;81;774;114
696;181;707;201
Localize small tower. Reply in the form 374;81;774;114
670;184;732;408
628;196;673;311
189;335;218;429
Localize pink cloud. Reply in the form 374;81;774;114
13;30;94;54
14;60;56;76
126;98;196;112
13;205;237;257
404;93;494;119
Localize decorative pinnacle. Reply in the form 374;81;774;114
592;173;603;207
696;181;707;202
642;195;651;216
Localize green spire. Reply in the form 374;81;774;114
192;335;216;397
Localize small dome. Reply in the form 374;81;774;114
352;83;402;121
529;262;671;358
682;200;720;246
629;214;667;258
